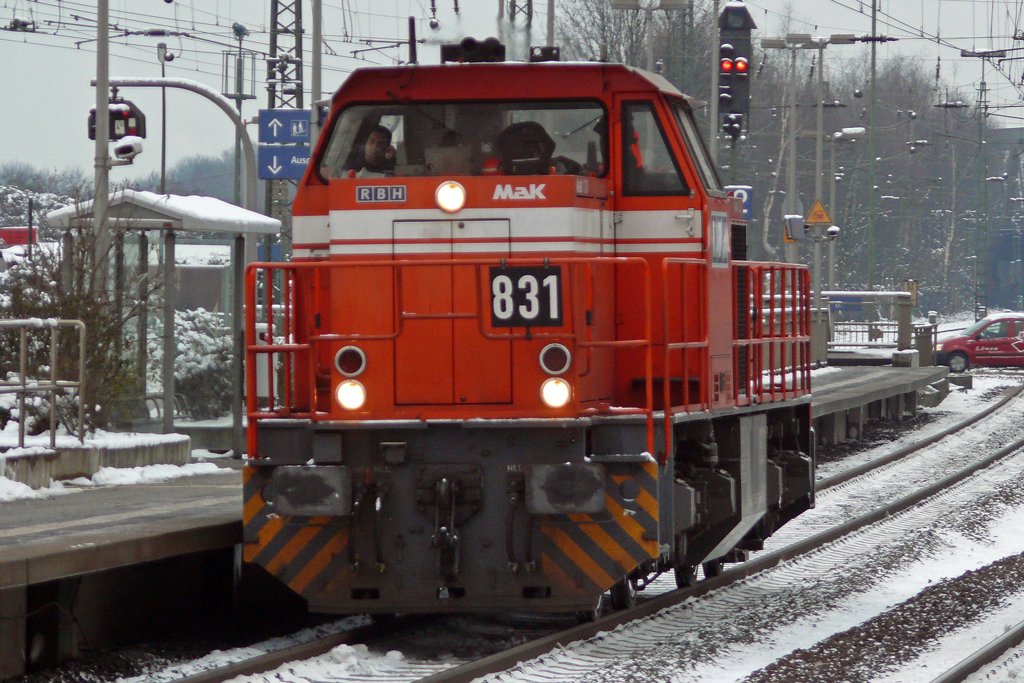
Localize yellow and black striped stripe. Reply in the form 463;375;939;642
243;466;349;597
539;461;659;595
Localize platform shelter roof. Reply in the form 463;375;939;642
46;189;280;235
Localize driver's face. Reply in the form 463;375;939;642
365;131;389;164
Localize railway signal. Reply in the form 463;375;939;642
88;98;147;141
718;2;756;139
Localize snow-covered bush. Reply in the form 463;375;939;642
143;309;234;419
0;245;142;433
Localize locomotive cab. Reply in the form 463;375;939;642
244;56;812;617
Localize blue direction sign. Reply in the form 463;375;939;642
258;109;311;144
725;184;753;220
258;144;310;180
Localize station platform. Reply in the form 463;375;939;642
811;364;949;445
0;363;949;676
0;464;241;677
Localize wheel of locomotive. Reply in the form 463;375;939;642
609;575;637;611
575;595;604;623
702;559;723;578
674;564;698;588
948;351;969;373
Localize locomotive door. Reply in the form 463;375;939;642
612;96;714;407
393;218;513;404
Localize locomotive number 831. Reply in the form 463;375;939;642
243;40;813;619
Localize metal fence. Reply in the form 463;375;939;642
824;291;914;351
0;319;86;449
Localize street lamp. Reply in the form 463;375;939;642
761;34;815;263
829;127;863;289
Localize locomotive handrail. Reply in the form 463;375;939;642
245;256;656;455
659;257;710;464
733;261;812;403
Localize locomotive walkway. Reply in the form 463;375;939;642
0;364;947;677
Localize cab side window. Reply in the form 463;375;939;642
978;321;1010;340
621;101;688;196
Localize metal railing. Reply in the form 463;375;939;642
825;290;914;351
245;257;656;455
0;319;86;449
246;256;814;462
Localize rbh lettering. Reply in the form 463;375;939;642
355;185;408;203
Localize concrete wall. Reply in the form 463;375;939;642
0;437;191;489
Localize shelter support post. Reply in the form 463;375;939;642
162;230;176;434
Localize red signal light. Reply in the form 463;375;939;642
734;57;749;74
720;58;734;73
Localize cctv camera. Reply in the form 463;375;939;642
826;225;840;237
429;17;440;30
113;136;143;162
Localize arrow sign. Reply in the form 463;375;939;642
805;199;833;225
258;144;310;179
258;109;311;144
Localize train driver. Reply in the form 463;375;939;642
346;125;397;178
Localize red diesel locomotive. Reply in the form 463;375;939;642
243;46;812;618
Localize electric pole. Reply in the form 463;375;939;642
960;49;1004;319
267;0;305;257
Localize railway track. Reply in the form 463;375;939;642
145;383;1024;683
932;618;1024;683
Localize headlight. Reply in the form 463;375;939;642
539;343;571;375
435;180;466;213
335;380;366;410
334;345;366;377
540;377;572;408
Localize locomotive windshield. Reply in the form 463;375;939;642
669;99;722;192
318;100;607;180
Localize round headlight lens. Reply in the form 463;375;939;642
334;345;366;377
435;180;466;213
539;343;571;375
540;377;572;408
335;380;366;410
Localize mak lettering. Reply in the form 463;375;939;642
356;185;407;203
493;183;546;200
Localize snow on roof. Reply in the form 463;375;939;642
45;189;280;235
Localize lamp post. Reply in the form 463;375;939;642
760;34;814;263
829;127;863;288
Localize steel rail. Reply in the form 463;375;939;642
817;382;1024;491
931;618;1024;683
418;423;1024;683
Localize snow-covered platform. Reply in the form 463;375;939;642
811;364;950;446
0;463;240;677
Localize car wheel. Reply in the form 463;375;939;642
948;352;969;373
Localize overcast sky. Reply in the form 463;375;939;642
1;0;1020;184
